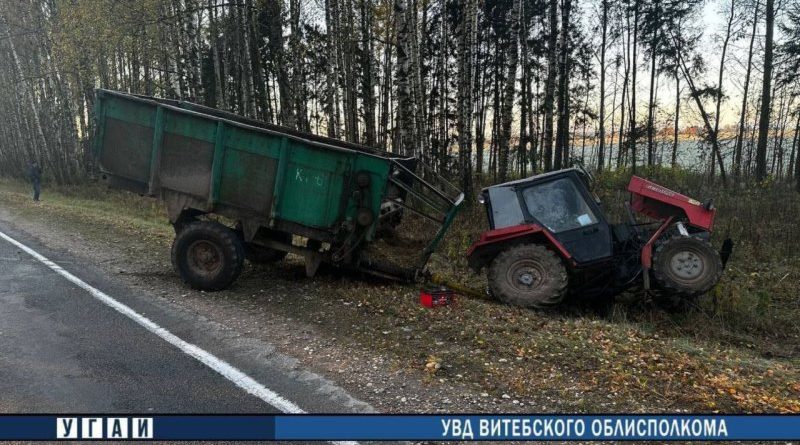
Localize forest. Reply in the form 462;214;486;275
0;0;799;195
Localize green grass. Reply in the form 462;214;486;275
0;178;174;247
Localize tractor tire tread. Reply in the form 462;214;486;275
488;244;568;309
652;235;722;296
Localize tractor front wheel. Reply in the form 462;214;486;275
652;236;723;296
488;244;568;309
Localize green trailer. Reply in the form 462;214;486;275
92;89;463;290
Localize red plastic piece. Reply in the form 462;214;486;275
420;287;455;308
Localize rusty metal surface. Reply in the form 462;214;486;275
100;117;153;182
159;133;215;198
219;149;277;213
163;190;210;223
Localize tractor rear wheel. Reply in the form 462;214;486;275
652;236;723;296
171;221;245;291
488;244;568;309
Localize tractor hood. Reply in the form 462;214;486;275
627;176;717;231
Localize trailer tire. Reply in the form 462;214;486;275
652;236;722;296
488;244;568;309
171;221;244;291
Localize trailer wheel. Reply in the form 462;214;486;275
652;236;723;296
488;244;568;309
171;221;244;291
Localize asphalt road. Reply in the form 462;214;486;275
0;221;372;418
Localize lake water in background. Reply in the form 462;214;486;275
477;137;791;174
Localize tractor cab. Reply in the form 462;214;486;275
480;168;613;264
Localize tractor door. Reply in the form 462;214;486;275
519;175;612;264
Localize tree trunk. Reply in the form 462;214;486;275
755;0;774;182
0;13;47;170
646;2;659;166
341;0;359;142
554;0;572;169
794;113;800;192
734;0;760;182
378;13;394;148
325;0;340;138
266;0;295;128
408;0;426;153
597;0;609;171
360;0;377;147
456;0;477;195
475;37;488;178
671;31;728;186
618;22;629;169
290;0;310;132
629;0;639;173
394;0;415;155
788;111;799;185
543;0;558;171
711;0;736;179
498;0;521;182
672;68;680;167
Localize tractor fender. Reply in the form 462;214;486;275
466;224;572;272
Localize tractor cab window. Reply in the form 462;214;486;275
521;178;598;233
488;186;525;229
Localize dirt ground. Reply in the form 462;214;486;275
0;181;798;414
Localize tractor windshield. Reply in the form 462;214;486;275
521;178;598;233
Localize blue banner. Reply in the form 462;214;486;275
0;414;797;441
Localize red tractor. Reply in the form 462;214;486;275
466;168;733;309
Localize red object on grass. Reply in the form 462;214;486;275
420;287;455;308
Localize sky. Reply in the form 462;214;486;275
617;0;788;130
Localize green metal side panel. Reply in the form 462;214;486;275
222;125;282;158
277;142;351;229
163;109;218;143
97;96;158;184
217;126;282;213
348;155;391;240
157;109;216;198
94;90;398;241
103;95;157;127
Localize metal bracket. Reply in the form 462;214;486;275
305;252;323;277
676;221;689;237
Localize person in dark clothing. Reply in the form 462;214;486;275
29;161;42;202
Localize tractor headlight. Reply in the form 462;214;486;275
478;194;486;205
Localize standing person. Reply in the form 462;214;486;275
29;160;42;202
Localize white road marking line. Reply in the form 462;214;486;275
0;229;358;445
